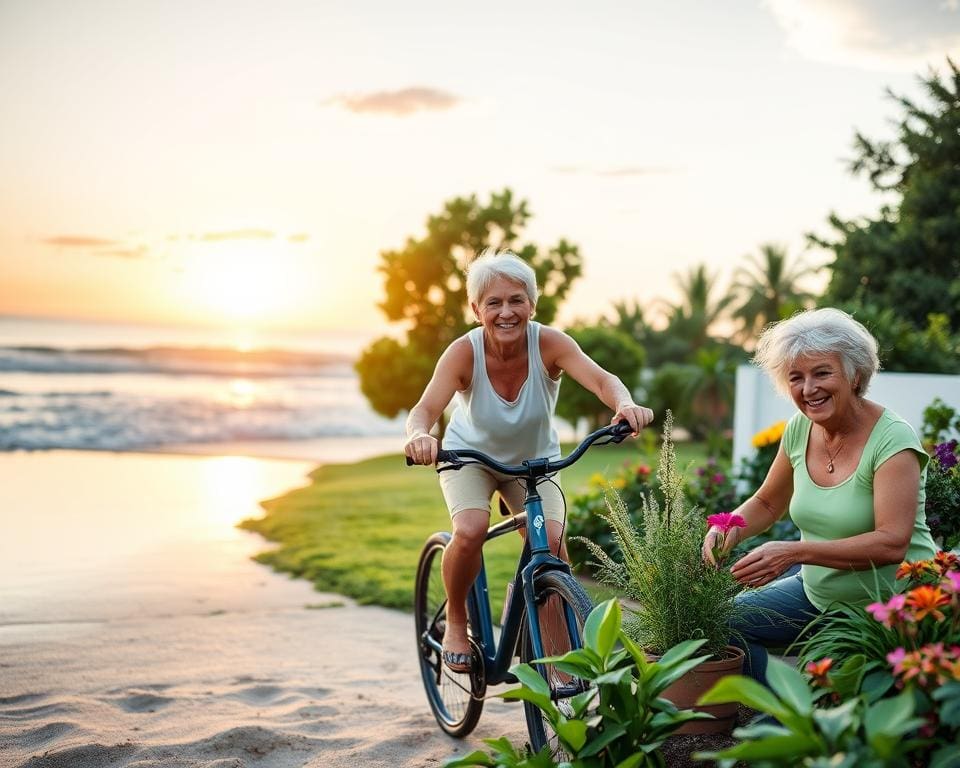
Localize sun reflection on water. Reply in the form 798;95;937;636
196;455;272;531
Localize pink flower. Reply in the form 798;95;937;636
866;594;908;628
942;571;960;594
887;647;907;671
706;512;747;533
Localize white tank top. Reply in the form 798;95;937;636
444;321;561;465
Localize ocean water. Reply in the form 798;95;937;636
0;316;405;453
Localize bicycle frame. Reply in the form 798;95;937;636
465;476;579;687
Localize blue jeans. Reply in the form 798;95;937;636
729;566;820;687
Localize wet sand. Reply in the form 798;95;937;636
0;450;523;767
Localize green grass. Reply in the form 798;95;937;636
240;438;710;615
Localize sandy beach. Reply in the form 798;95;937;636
0;450;524;768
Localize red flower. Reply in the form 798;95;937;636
934;551;959;575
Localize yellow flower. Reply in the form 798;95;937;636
589;472;607;487
751;420;787;448
612;477;626;489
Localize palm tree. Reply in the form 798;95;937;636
663;264;735;350
731;244;821;344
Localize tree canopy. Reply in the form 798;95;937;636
356;189;583;426
815;59;960;330
555;324;646;433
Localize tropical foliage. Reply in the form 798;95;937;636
731;243;819;344
694;656;930;767
791;553;960;767
444;599;713;768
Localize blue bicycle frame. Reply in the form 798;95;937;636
465;475;576;687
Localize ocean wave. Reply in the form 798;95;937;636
0;345;353;378
0;395;402;451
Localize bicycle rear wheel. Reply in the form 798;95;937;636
520;570;593;756
414;532;484;737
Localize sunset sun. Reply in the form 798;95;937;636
177;241;306;325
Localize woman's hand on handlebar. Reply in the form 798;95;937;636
404;432;439;465
612;402;655;436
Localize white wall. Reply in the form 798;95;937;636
733;366;960;471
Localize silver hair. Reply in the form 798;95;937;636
753;308;880;396
465;248;538;307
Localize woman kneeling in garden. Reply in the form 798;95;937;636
702;307;937;686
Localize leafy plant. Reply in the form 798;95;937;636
444;599;712;768
693;656;929;767
922;398;960;448
927;439;960;550
579;411;742;658
796;553;960;764
685;458;739;518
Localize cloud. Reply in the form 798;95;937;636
198;229;275;242
42;235;120;247
95;246;149;259
552;165;678;177
328;86;460;116
41;235;148;259
764;0;960;71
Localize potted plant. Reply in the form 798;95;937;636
579;411;745;733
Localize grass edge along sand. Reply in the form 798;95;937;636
240;440;708;616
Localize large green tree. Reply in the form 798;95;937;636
815;59;960;329
356;189;583;428
731;244;820;344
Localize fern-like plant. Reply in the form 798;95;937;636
579;410;742;658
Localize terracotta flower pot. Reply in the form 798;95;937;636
659;645;745;734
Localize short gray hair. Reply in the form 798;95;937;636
753;308;880;396
466;248;538;307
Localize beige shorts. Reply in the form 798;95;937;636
438;463;565;523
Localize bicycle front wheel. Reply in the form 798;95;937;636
414;532;484;738
520;570;593;756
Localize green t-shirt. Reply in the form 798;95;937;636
783;408;937;611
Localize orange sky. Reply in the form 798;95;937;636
1;0;956;337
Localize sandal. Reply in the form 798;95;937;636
441;648;473;673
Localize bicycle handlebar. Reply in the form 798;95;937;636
404;420;634;477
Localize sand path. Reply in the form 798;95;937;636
0;451;525;767
1;592;525;768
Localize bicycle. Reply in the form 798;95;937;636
409;420;633;752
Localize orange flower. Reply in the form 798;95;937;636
896;560;935;581
905;585;950;622
805;658;833;687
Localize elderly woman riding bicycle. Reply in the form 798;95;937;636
404;249;653;672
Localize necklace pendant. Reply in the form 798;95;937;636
827;461;835;473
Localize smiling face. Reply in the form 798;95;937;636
472;276;533;344
787;353;859;426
